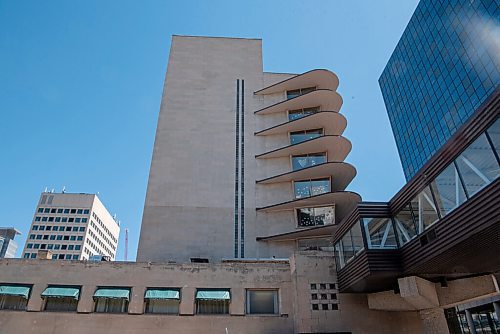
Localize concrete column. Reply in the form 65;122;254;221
465;309;477;334
494;302;500;322
77;285;96;313
419;308;450;334
26;284;45;312
230;287;245;315
179;286;195;315
128;286;145;314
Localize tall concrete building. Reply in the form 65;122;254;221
138;35;360;263
21;192;120;261
379;0;499;180
0;227;21;258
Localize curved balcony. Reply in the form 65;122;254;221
255;111;347;136
256;224;338;242
257;162;356;191
254;69;339;95
254;90;343;115
255;135;351;161
257;191;361;219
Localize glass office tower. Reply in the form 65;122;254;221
379;0;499;180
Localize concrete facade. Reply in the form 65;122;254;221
21;192;120;261
0;256;422;334
137;36;359;263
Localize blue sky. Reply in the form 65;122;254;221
0;0;419;260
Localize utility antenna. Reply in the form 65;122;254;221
124;228;129;261
44;186;48;192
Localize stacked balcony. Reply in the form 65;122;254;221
254;69;361;241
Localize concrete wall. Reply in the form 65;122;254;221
137;36;308;262
0;256;423;334
0;258;294;334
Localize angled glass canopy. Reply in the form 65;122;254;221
145;289;180;300
0;285;30;299
42;287;80;300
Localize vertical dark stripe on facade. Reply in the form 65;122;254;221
234;79;240;258
240;79;245;258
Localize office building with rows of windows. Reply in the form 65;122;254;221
21;192;119;261
379;0;499;180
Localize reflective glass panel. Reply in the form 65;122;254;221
310;179;330;196
350;222;364;254
312;206;335;226
431;163;467;217
290;129;323;145
363;218;398;249
296;206;334;227
410;186;439;233
288;107;320;121
294;178;330;199
246;290;278;315
294;181;311;199
334;242;345;269
486;118;499;158
455;133;499;198
393;205;417;246
341;231;355;263
291;153;327;170
286;89;300;99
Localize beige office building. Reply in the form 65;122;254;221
137;35;359;263
21;192;120;261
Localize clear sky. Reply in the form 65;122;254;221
0;0;419;260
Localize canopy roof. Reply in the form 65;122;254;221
0;285;30;299
254;90;343;115
257;162;356;192
255;69;339;95
255;111;346;136
195;290;230;300
256;135;351;161
257;191;361;221
145;289;180;300
93;288;130;300
41;287;80;299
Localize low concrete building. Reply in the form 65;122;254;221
0;255;422;334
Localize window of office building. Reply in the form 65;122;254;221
246;290;278;315
93;288;130;313
0;285;30;311
363;217;398;250
290;129;323;145
294;178;330;199
144;289;180;314
288;106;320;121
42;286;80;312
195;289;230;315
286;87;316;99
291;153;327;170
296;206;334;227
455;133;499;198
